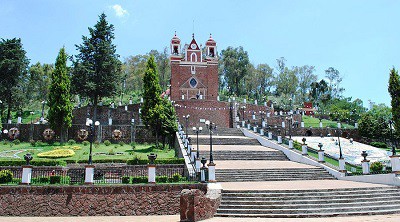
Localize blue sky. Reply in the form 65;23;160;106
1;0;399;107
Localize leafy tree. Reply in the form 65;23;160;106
48;47;73;142
309;79;330;109
0;38;29;122
274;57;298;101
294;65;317;103
388;68;400;133
325;67;344;99
26;62;53;104
72;13;122;122
220;46;250;96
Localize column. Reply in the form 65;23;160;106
302;144;308;155
289;139;293;149
260;129;264;136
277;136;282;144
21;165;33;185
148;164;156;183
253;126;257;132
301;122;305;128
390;155;400;174
318;150;325;162
268;132;273;140
208;163;216;182
362;160;370;174
85;165;95;184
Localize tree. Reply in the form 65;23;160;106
0;38;30;122
325;67;344;99
26;63;53;104
220;46;250;96
48;47;73;142
274;59;298;99
294;65;317;103
72;13;122;122
388;67;400;133
309;79;330;109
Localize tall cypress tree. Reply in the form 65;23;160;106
48;47;73;142
389;67;400;132
72;13;121;122
141;55;162;125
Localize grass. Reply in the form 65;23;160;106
0;141;175;162
302;115;355;129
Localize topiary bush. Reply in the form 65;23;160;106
67;139;76;145
119;141;125;146
131;176;147;184
121;176;130;184
369;142;387;148
37;149;75;158
0;170;13;183
130;142;136;150
50;175;61;184
13;139;21;145
29;139;36;146
169;173;182;183
82;141;89;146
370;161;383;172
156;176;168;183
38;177;50;183
94;141;100;148
104;140;111;146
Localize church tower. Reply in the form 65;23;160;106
170;33;219;101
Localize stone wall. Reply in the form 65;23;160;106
0;184;206;216
266;127;360;140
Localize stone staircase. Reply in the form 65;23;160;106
216;168;334;182
216;187;400;217
197;137;260;145
188;127;244;136
201;150;288;161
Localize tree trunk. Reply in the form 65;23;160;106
6;92;12;121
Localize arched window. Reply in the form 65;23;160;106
190;52;197;62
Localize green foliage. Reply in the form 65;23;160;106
130;142;136;149
370;161;383;172
38;177;50;183
104;140;111;146
119;141;125;146
13;139;21;145
389;68;400;133
220;46;250;96
108;149;115;155
126;158;184;165
170;173;182;183
156;176;168;183
68;139;76;145
37;149;75;158
29;139;36;146
121;176;130;184
94;141;100;148
369;142;388;148
359;113;390;140
50;175;61;184
131;176;148;184
82;141;89;146
48;47;73;143
0;170;13;183
72;13;122;122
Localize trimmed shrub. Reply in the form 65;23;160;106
37;149;75;158
35;140;44;147
370;142;387;148
0;170;13;184
0;160;67;166
121;176;130;184
370;161;383;172
38;177;50;183
68;139;76;145
119;141;125;146
29;139;36;146
169;173;182;183
104;140;111;146
94;141;100;148
156;176;168;183
13;139;21;145
108;149;115;155
82;141;89;146
132;176;147;184
50;175;61;184
130;142;136;149
126;158;185;165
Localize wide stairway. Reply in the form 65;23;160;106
191;127;400;218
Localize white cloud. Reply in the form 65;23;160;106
112;4;129;17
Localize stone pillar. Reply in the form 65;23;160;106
262;121;266;128
21;165;33;185
17;117;22;124
302;145;308;155
208;163;216;182
196;158;201;173
362;160;370;174
242;121;245;127
391;155;400;174
124;105;128;111
217;96;220;101
253;126;257;133
148;164;156;183
301;122;305;128
268;132;272;140
319;122;323;128
277;136;282;144
84;165;95;184
339;158;346;172
190;147;197;162
200;166;207;183
318;150;325;162
108;118;112;126
267;113;270;118
289;139;293;149
8;119;11;124
282;121;285;128
337;122;341;129
247;124;250;130
254;100;257;105
260;129;264;136
355;123;358;128
243;99;246;103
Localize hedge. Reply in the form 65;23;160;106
0;160;67;166
37;149;75;158
126;158;185;165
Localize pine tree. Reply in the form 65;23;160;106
48;47;73;143
72;13;122;122
389;68;400;133
141;55;162;125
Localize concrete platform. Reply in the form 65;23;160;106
199;145;277;151
215;160;318;169
219;180;391;191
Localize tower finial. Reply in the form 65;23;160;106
192;33;194;39
210;33;212;38
174;31;177;36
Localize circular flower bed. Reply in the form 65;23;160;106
37;149;75;158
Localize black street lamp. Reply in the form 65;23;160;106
192;126;203;159
86;118;100;165
336;129;343;159
286;115;293;139
183;114;190;136
389;120;396;155
205;120;215;164
241;106;246;121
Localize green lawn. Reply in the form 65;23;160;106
0;141;175;162
302;115;355;129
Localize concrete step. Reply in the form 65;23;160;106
216;187;400;218
187;127;244;136
202;151;288;161
197;137;260;145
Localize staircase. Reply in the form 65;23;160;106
201;150;288;161
216;168;334;182
197;137;260;145
216;187;400;217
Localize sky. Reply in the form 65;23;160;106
1;0;399;107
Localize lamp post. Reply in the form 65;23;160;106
86;118;100;165
193;126;203;174
289;97;293;113
286;115;293;140
336;129;343;159
40;100;46;123
205;120;216;182
389;120;396;156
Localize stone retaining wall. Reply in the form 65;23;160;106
0;184;206;216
